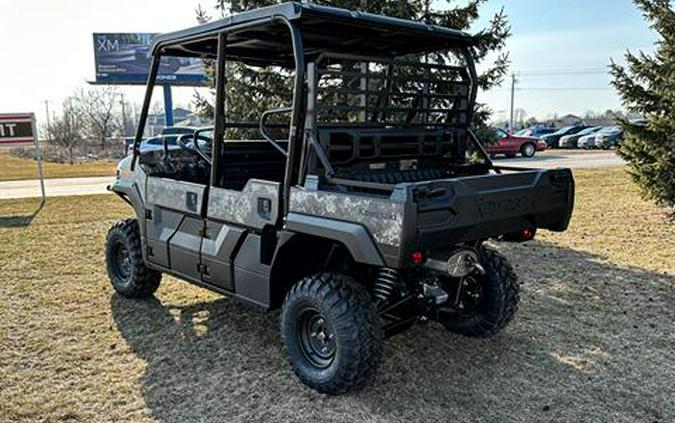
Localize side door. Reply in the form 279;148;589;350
201;178;281;296
492;129;510;153
144;177;207;282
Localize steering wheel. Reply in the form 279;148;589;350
177;133;213;165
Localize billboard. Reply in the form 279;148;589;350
93;33;208;86
0;114;36;148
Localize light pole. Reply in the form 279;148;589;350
509;73;518;133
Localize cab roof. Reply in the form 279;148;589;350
153;2;476;66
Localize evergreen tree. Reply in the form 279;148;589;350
610;0;675;217
196;0;510;136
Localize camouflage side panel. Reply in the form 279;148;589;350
207;179;280;229
288;188;405;247
112;156;148;202
146;178;206;215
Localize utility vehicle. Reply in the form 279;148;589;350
105;2;574;394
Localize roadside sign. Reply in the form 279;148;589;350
0;113;36;148
0;112;45;206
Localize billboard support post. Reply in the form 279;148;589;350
163;85;174;127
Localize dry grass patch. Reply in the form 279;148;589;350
540;167;675;275
0;168;673;422
0;150;116;181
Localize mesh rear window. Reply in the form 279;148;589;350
314;53;470;127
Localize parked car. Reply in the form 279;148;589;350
125;126;197;155
515;126;558;138
487;128;547;158
541;125;589;148
558;126;602;149
594;126;624;149
578;132;599;149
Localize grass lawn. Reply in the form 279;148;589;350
0;150;116;181
0;168;673;422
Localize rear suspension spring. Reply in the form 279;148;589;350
373;267;400;304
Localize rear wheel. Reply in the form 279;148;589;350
438;246;519;337
521;143;536;158
106;219;161;298
280;273;382;394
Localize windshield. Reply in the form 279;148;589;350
599;126;621;133
551;126;574;136
577;127;599;136
515;129;532;136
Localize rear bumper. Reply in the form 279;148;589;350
408;168;574;250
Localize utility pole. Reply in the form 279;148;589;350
509;73;518;133
120;93;127;137
44;100;51;140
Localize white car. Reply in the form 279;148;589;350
579;126;623;149
578;133;599;149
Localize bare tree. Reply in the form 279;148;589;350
76;87;121;149
48;98;86;164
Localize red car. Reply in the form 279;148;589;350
487;128;547;158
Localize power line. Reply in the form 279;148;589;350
514;68;608;76
516;87;614;91
491;86;614;91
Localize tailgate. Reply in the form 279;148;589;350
411;168;574;247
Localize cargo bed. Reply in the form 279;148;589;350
403;167;574;249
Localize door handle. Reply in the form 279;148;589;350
186;191;198;212
257;197;272;220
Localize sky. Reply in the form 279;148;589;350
475;0;657;123
0;0;660;128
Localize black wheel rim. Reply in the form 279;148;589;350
297;308;336;369
457;276;484;317
110;240;131;281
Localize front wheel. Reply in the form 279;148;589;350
105;219;161;298
521;143;536;158
280;273;383;394
438;246;520;337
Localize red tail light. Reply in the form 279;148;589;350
411;251;425;266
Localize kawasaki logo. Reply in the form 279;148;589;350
362;209;399;221
477;195;535;219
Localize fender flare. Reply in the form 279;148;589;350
110;183;148;253
285;212;385;267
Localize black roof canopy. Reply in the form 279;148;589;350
154;2;476;66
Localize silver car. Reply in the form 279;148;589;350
594;126;624;149
559;126;601;149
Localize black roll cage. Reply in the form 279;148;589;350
132;7;494;215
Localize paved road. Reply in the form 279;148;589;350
1;150;623;200
498;149;623;169
0;176;113;200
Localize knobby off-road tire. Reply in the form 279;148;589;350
280;273;383;395
105;219;161;298
441;246;520;337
